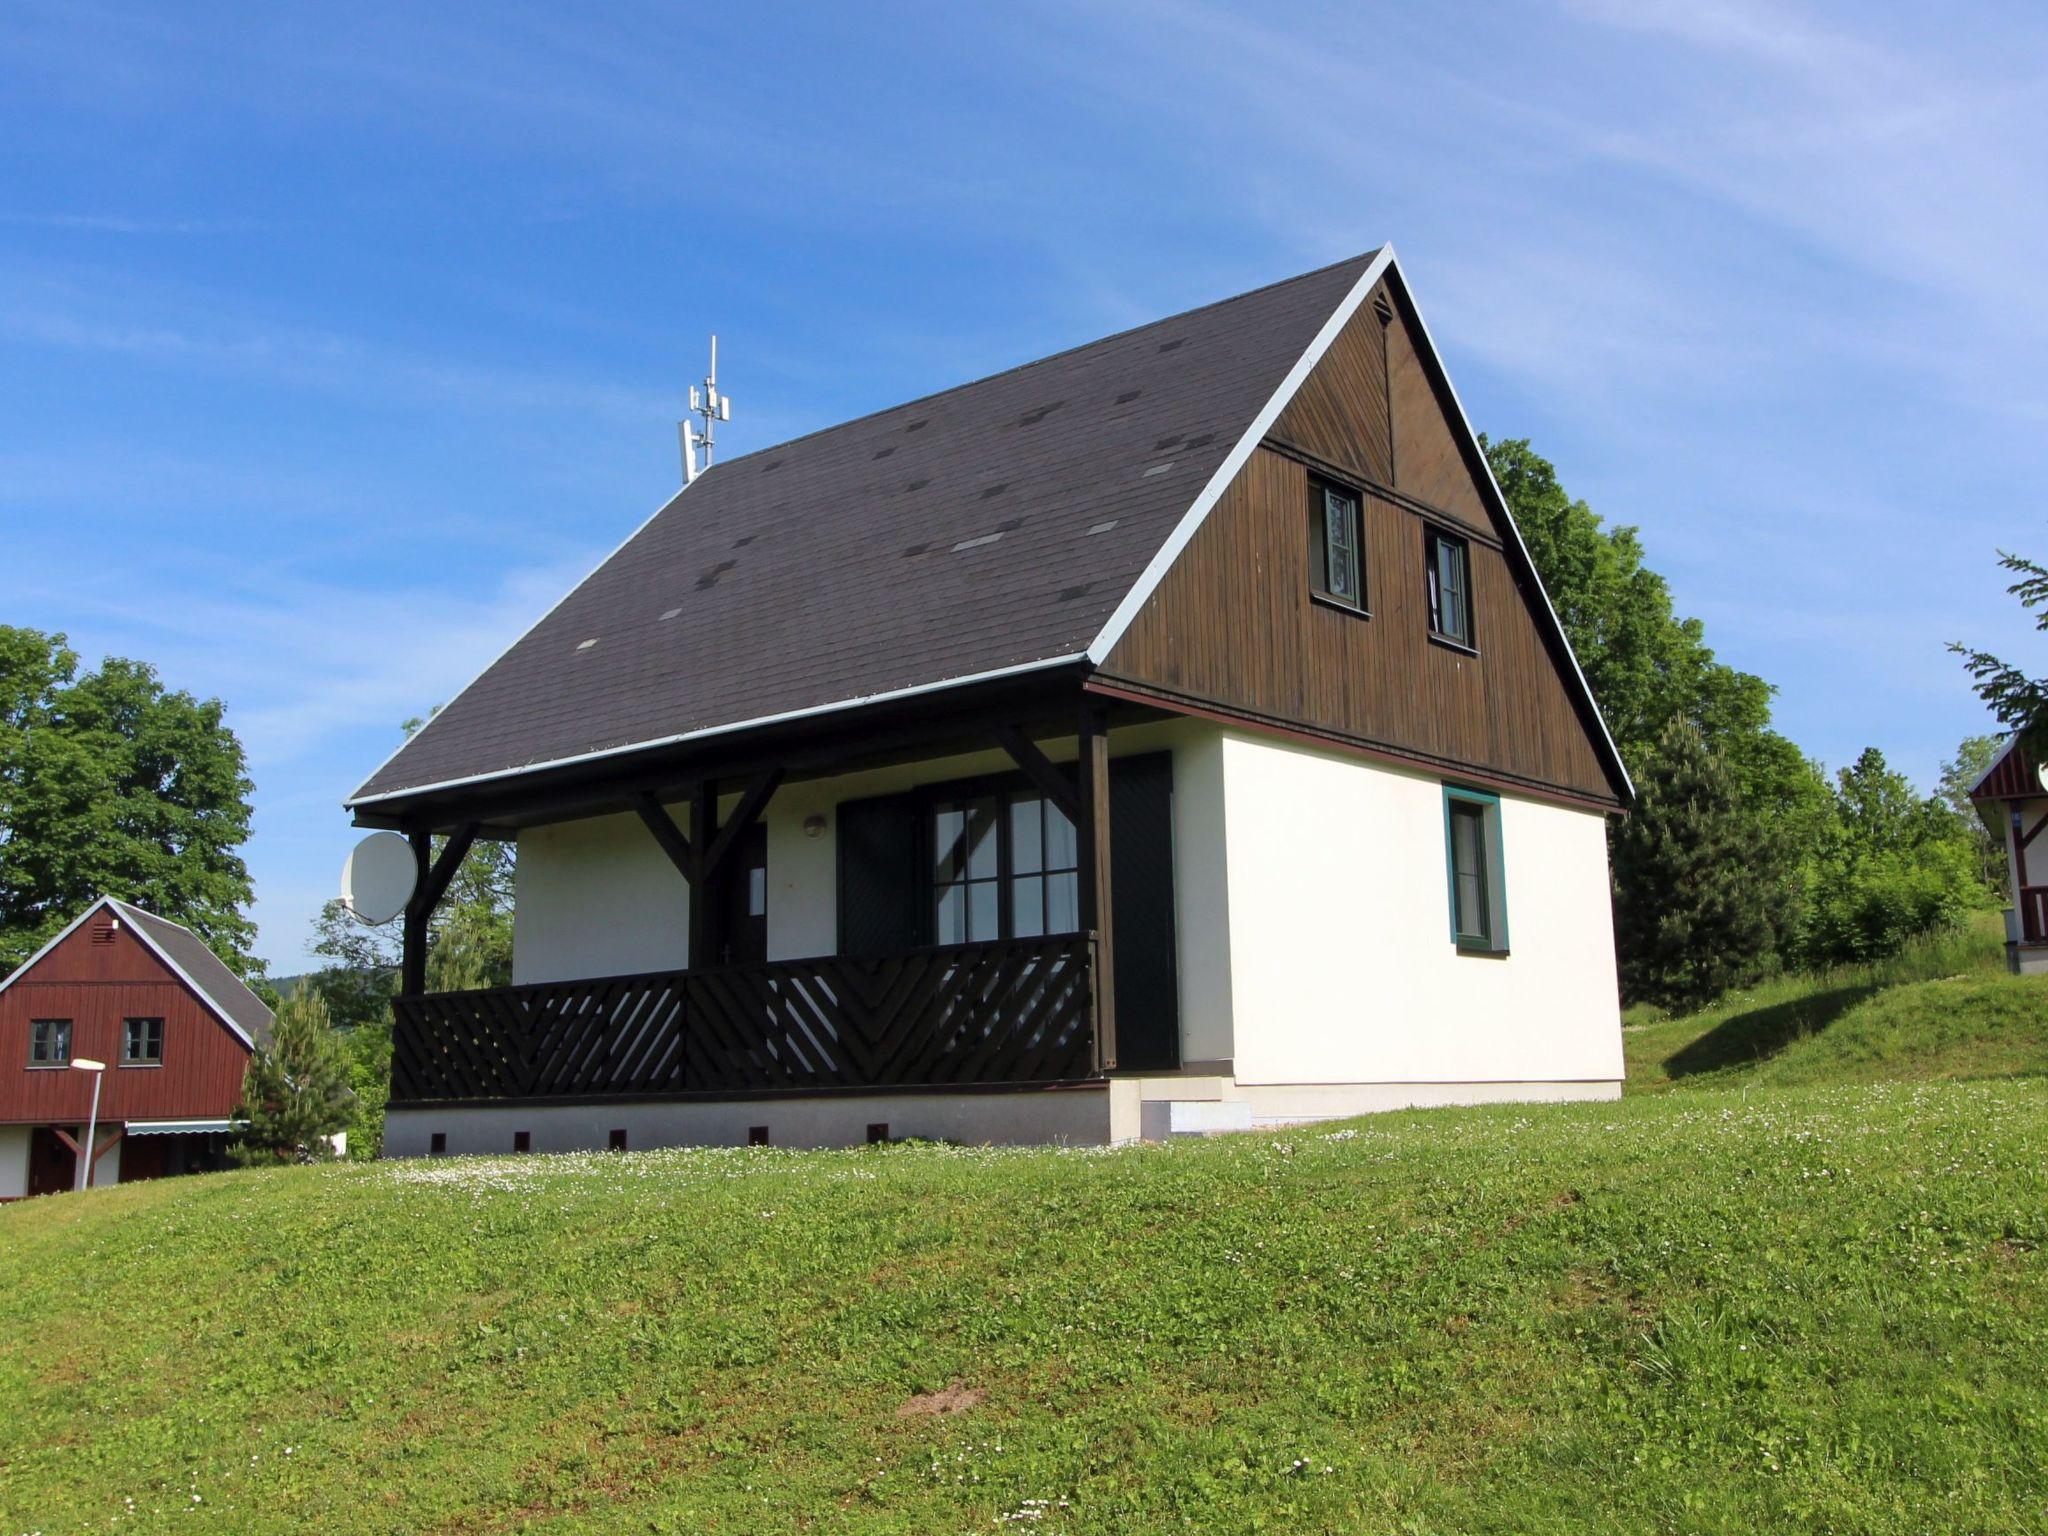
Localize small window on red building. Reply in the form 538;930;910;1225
123;1017;164;1065
29;1019;71;1067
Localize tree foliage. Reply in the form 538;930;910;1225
1612;720;1785;1009
1951;552;2048;754
0;625;257;973
233;990;355;1165
1935;734;2008;895
1484;439;1824;984
1792;748;1989;967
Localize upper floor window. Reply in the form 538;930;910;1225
931;789;1079;944
1309;479;1366;612
29;1019;71;1067
123;1017;164;1066
1426;528;1473;648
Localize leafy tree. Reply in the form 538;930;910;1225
0;626;257;972
1936;734;2009;894
1612;720;1785;1009
1952;552;2048;753
1793;747;1989;967
232;991;355;1165
1485;439;1827;972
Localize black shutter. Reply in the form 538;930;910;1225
837;791;924;957
1110;752;1180;1071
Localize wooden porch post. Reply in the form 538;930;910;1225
401;822;480;996
688;779;718;969
1077;702;1117;1074
401;828;433;996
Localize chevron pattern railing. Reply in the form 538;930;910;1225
389;934;1098;1104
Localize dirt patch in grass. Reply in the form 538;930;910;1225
896;1382;983;1418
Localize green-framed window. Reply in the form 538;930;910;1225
1443;786;1508;953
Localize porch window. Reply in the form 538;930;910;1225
931;789;1079;944
1426;528;1473;648
1443;787;1508;953
29;1018;71;1067
1309;478;1366;611
123;1017;164;1066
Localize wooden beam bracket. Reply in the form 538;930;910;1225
634;792;698;884
994;725;1082;824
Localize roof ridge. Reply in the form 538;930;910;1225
706;249;1385;473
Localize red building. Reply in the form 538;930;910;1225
0;896;272;1199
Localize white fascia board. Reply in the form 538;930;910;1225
107;899;259;1052
345;651;1090;809
0;896;115;998
1086;247;1397;665
1388;259;1635;804
345;475;701;808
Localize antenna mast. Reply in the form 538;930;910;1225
681;335;732;485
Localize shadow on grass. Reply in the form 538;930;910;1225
1663;984;1885;1079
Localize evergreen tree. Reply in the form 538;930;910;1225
233;991;355;1165
1952;552;2048;753
1612;719;1783;1009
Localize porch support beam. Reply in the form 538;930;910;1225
994;725;1081;825
401;821;479;996
703;767;785;882
634;792;697;883
688;780;718;968
1076;701;1117;1074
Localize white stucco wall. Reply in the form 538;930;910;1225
514;805;692;983
0;1126;27;1200
1216;731;1623;1087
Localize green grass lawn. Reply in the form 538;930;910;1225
3;1077;2044;1533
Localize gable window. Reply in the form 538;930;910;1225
29;1019;72;1067
931;788;1080;944
123;1017;164;1066
1308;478;1366;612
1426;528;1473;648
1443;787;1508;954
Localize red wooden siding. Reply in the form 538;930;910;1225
1972;740;2045;803
0;916;252;1124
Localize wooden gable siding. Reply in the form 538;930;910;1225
1973;741;2044;803
1101;291;1620;807
1271;286;1394;485
0;917;252;1124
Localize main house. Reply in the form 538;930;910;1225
347;247;1633;1153
0;896;273;1198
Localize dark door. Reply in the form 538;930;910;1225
27;1126;76;1197
718;823;769;966
1110;753;1181;1071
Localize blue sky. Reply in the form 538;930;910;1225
4;0;2044;969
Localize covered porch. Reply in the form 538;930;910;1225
356;671;1198;1122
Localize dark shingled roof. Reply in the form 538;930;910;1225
114;899;275;1051
351;252;1384;804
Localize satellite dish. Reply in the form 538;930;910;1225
341;831;418;926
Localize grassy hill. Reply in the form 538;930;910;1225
3;1077;2044;1533
1623;913;2048;1093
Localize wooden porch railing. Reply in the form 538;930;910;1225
2020;886;2048;946
388;934;1099;1104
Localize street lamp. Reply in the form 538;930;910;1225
70;1058;107;1192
